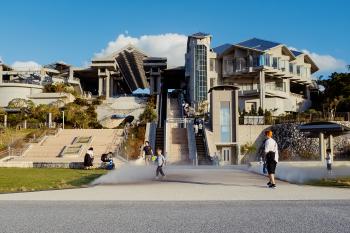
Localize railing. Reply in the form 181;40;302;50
0;143;31;160
239;112;350;125
2;80;42;86
186;120;198;165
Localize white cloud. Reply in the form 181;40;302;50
301;49;347;72
11;61;42;71
288;46;346;72
95;33;188;67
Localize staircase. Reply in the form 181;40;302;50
155;128;164;151
196;135;211;165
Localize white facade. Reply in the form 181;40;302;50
0;62;82;107
185;33;217;107
213;38;318;115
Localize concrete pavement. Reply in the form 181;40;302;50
0;201;349;233
0;166;349;201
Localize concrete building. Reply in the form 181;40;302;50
213;38;319;115
0;61;81;107
74;45;167;98
184;35;319;115
185;33;217;108
206;85;240;165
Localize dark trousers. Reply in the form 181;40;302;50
156;166;165;176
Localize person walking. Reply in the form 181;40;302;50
142;141;153;165
264;130;279;188
155;148;166;179
325;148;333;174
194;122;199;136
198;121;203;136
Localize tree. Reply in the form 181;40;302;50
314;72;350;112
139;105;157;123
65;103;89;128
31;104;60;123
8;98;34;110
198;100;209;116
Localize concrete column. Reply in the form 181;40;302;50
259;70;265;110
110;76;114;97
48;112;52;128
4;114;7;128
98;77;103;96
319;132;325;162
106;70;110;99
69;67;74;81
150;76;155;94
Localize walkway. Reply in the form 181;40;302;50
0;166;349;201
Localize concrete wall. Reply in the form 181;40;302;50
237;124;271;148
0;83;43;107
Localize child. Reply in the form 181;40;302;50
325;148;333;174
155;148;166;179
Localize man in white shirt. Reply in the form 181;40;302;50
264;130;279;188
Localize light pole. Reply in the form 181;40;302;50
62;111;65;129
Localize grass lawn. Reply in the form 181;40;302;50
307;177;350;188
0;168;107;193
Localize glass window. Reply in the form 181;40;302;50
195;45;208;101
264;54;271;66
289;63;294;73
297;65;301;75
272;57;278;69
220;101;231;143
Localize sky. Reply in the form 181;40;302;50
0;0;349;77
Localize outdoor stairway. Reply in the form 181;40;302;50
196;135;211;165
168;97;182;118
11;129;124;163
155;128;164;151
167;128;189;164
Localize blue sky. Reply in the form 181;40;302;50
0;0;349;77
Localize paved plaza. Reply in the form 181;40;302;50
0;166;349;201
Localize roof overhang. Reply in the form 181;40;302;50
299;121;350;137
208;85;239;93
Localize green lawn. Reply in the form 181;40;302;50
0;168;107;193
307;177;350;188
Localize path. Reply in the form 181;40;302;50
0;166;349;201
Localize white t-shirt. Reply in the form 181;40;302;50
325;153;333;164
157;155;166;166
264;138;279;162
86;149;94;158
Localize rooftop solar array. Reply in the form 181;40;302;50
236;38;281;51
212;43;232;55
291;50;303;56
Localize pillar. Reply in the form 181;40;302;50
319;132;325;162
259;71;265;110
106;71;110;99
48;112;52;128
98;77;103;96
110;76;114;97
150;76;155;94
4;114;7;128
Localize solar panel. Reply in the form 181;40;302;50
236;38;281;51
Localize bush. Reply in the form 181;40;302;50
92;99;102;105
74;98;89;106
